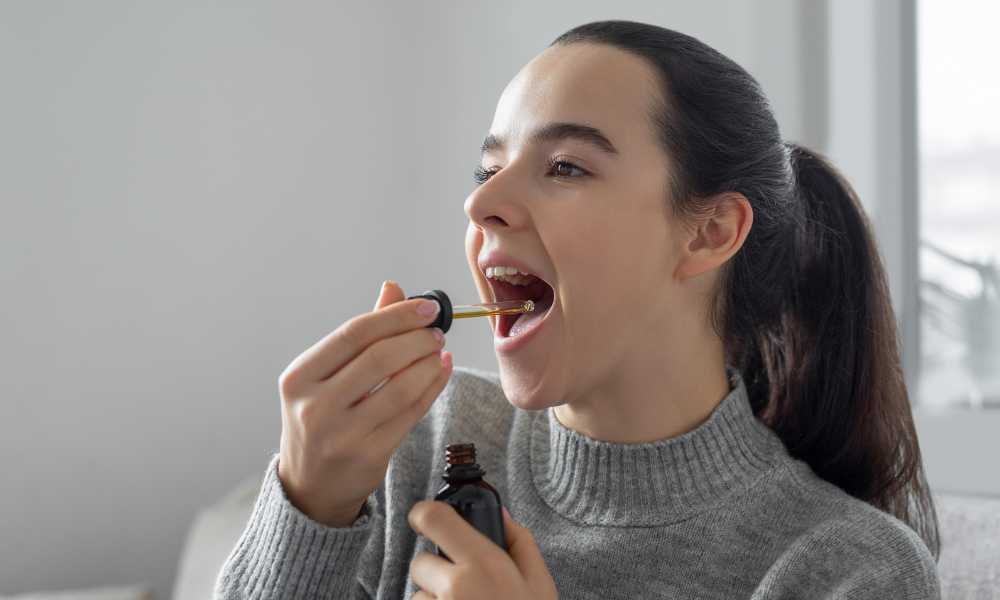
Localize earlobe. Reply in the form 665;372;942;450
673;193;752;281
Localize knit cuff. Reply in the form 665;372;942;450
214;453;378;599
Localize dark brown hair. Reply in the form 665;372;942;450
552;20;940;559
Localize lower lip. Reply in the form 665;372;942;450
493;297;554;354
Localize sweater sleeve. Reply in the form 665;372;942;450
753;511;941;600
213;453;381;600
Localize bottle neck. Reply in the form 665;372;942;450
442;463;485;483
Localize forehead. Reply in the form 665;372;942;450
489;42;662;152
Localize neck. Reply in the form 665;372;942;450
552;328;729;444
529;364;791;526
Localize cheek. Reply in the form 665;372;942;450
553;212;646;282
549;223;623;320
554;214;657;332
465;224;482;267
465;221;486;288
465;225;493;306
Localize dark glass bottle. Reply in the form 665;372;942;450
433;442;506;561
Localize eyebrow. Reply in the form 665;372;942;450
480;122;620;157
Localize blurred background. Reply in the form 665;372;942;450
1;1;997;598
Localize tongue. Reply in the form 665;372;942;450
507;285;553;337
509;304;544;337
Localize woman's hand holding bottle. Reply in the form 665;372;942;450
276;281;453;527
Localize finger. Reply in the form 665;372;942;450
502;505;549;582
352;346;447;429
283;292;441;385
328;325;444;407
373;279;405;311
363;280;409;396
408;499;505;566
366;351;452;452
409;551;454;598
411;591;435;600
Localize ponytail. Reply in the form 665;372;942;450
750;142;941;560
553;20;940;560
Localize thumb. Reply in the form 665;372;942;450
502;506;548;582
373;280;406;311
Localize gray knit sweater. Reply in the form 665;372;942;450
214;366;941;599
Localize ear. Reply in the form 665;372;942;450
674;192;753;281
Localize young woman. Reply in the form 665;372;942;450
215;20;941;599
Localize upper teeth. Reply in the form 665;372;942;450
485;265;536;285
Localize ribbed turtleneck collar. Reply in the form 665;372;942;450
529;367;791;527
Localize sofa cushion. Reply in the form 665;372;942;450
171;474;261;600
0;586;152;600
933;491;1000;597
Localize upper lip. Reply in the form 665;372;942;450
477;250;554;289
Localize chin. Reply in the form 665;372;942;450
497;366;560;412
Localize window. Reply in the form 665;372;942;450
917;0;1000;410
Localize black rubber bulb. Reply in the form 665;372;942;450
406;289;453;334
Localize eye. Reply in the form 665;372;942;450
472;159;590;186
547;158;588;179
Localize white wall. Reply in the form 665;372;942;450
1;1;819;597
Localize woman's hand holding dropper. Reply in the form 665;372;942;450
276;280;453;527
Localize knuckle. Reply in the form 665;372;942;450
426;328;442;349
277;366;299;397
409;503;430;531
437;576;459;600
410;500;440;531
296;397;321;428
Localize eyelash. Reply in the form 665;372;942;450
472;158;589;185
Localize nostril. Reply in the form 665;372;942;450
485;216;508;226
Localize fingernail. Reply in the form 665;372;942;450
440;350;452;367
431;327;444;344
417;299;439;318
502;505;510;519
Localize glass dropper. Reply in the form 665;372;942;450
452;299;534;320
405;289;533;334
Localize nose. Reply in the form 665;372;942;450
463;168;528;232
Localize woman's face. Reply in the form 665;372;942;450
464;42;692;410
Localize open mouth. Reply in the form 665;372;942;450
486;275;555;338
